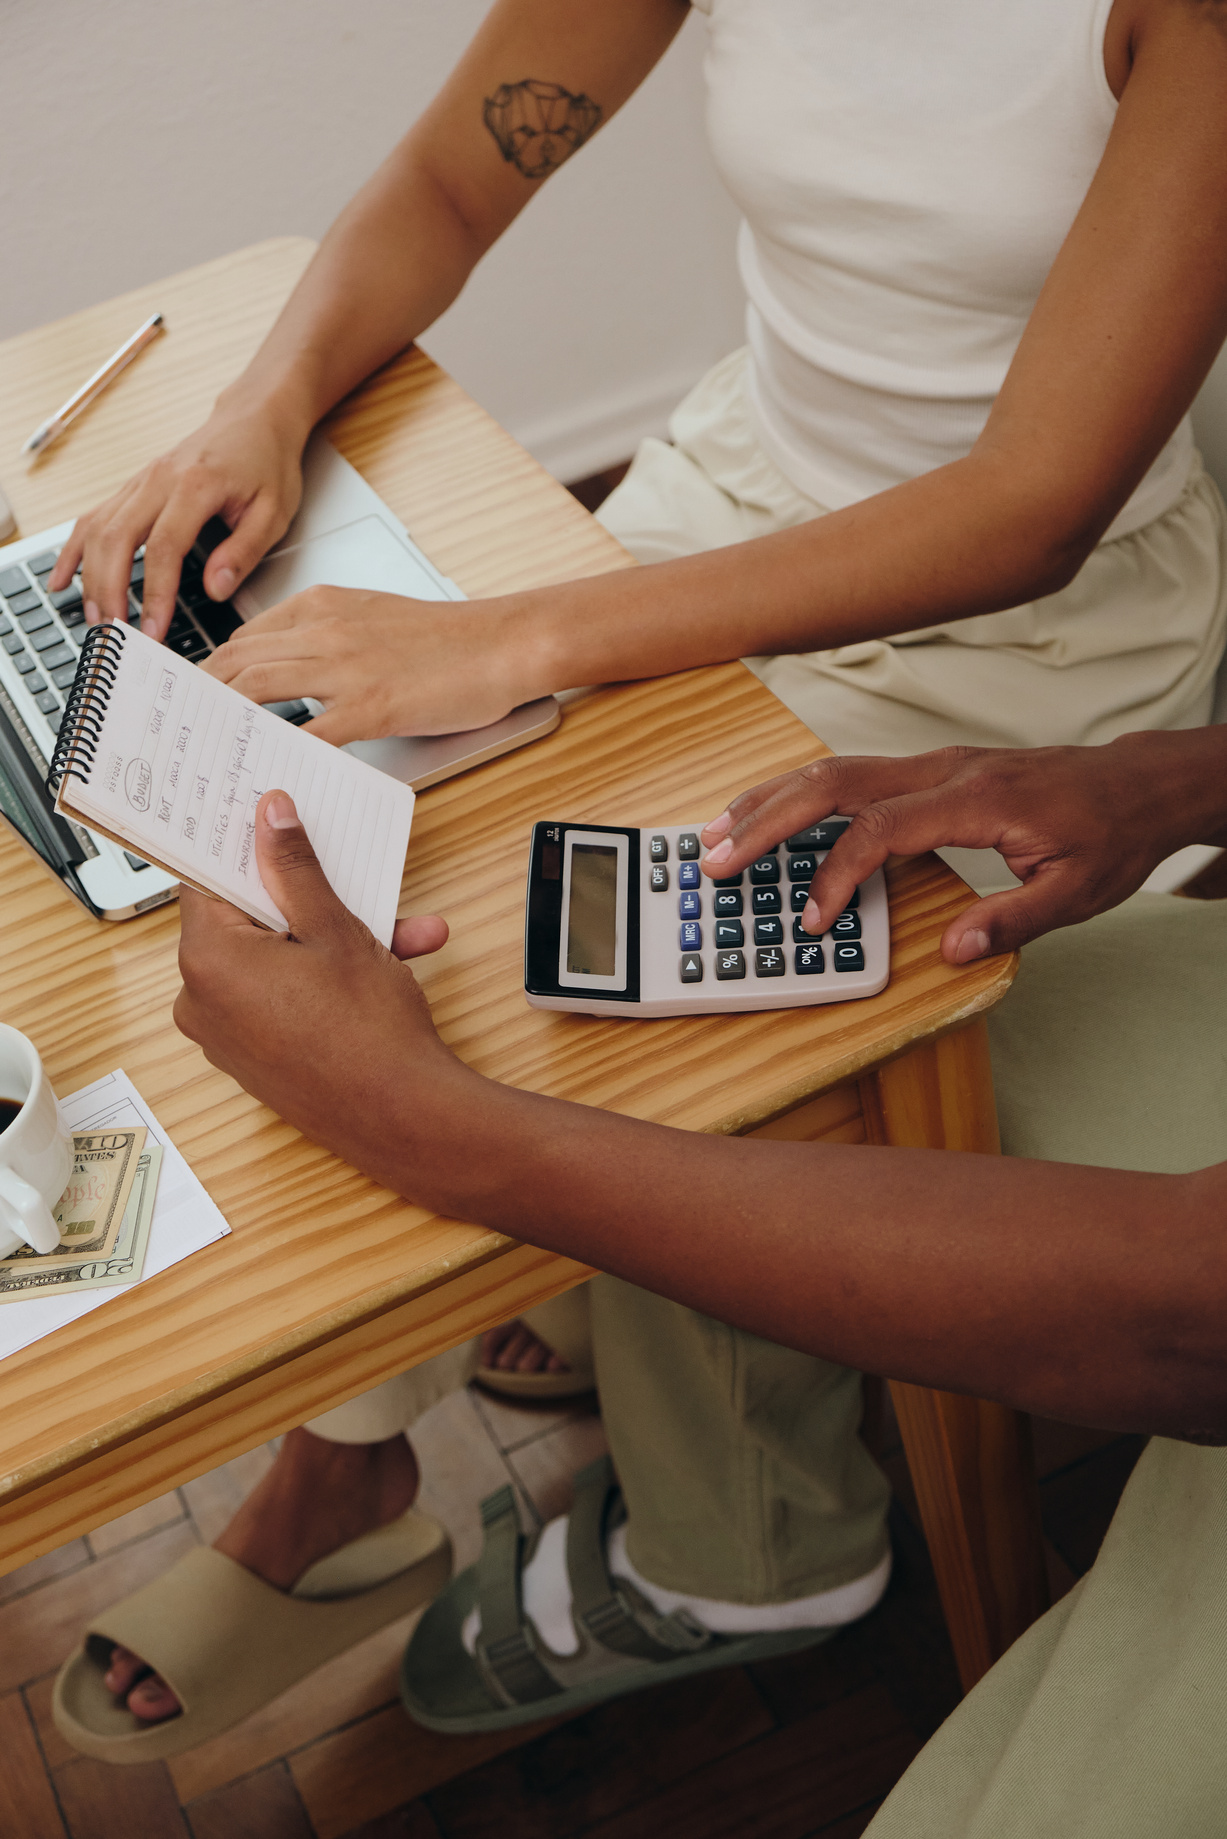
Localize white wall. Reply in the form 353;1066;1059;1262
1;0;744;479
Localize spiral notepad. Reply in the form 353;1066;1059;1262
48;621;415;946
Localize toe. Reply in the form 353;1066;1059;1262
104;1645;147;1698
481;1318;572;1376
126;1672;182;1722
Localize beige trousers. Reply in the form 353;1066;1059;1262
304;349;1226;1603
866;892;1227;1837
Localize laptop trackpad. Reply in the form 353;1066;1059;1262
236;516;452;617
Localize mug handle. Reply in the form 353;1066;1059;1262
0;1166;62;1254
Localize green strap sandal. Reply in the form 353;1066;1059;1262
400;1456;834;1733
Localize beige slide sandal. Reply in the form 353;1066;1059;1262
52;1507;451;1763
475;1284;596;1401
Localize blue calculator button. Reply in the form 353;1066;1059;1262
679;953;703;983
677;832;700;859
714;918;744;947
713;888;743;917
751;886;782;915
715;949;746;980
650;864;669;892
680;922;702;950
755;947;786;977
679;890;701;919
833;942;866;972
795;943;825;974
678;860;700;889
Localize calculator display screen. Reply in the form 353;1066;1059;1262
566;845;619;976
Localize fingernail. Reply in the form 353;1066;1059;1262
802;899;821;933
703;838;733;866
702;810;733;839
954;928;990;963
264;793;297;829
212;567;236;598
85;600;99;624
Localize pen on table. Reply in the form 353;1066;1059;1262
20;312;164;460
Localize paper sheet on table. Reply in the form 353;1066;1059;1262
0;1069;230;1362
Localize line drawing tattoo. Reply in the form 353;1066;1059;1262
483;79;602;180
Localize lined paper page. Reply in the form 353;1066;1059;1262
60;623;413;946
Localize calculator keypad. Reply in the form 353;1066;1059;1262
644;823;885;1010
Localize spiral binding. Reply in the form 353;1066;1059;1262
46;621;127;795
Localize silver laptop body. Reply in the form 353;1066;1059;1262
0;436;559;919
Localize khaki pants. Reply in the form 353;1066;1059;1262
308;1280;890;1603
306;351;1227;1606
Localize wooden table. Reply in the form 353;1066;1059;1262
0;240;1046;1695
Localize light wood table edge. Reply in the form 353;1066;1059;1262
703;941;1017;1138
0;1242;596;1570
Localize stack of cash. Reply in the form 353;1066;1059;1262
0;1127;162;1301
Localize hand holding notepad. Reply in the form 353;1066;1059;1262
48;622;414;946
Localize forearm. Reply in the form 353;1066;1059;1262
221;145;491;441
510;450;1103;698
377;1061;1227;1443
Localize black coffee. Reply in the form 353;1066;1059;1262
0;1098;23;1135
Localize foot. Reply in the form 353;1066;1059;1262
480;1317;569;1375
104;1426;419;1723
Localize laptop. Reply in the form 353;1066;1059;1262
0;435;560;919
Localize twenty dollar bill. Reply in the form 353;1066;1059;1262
0;1142;161;1300
0;1127;147;1290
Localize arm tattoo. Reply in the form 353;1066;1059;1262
483;79;602;180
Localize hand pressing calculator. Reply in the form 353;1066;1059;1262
524;820;888;1017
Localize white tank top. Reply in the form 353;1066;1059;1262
692;0;1192;540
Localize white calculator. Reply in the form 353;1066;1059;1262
524;820;889;1018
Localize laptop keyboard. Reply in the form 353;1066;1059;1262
0;549;89;736
0;524;310;741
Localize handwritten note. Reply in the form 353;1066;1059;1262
59;623;414;946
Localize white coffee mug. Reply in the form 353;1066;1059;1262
0;1025;72;1258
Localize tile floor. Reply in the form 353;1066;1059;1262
0;1375;1142;1839
1;1382;610;1839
